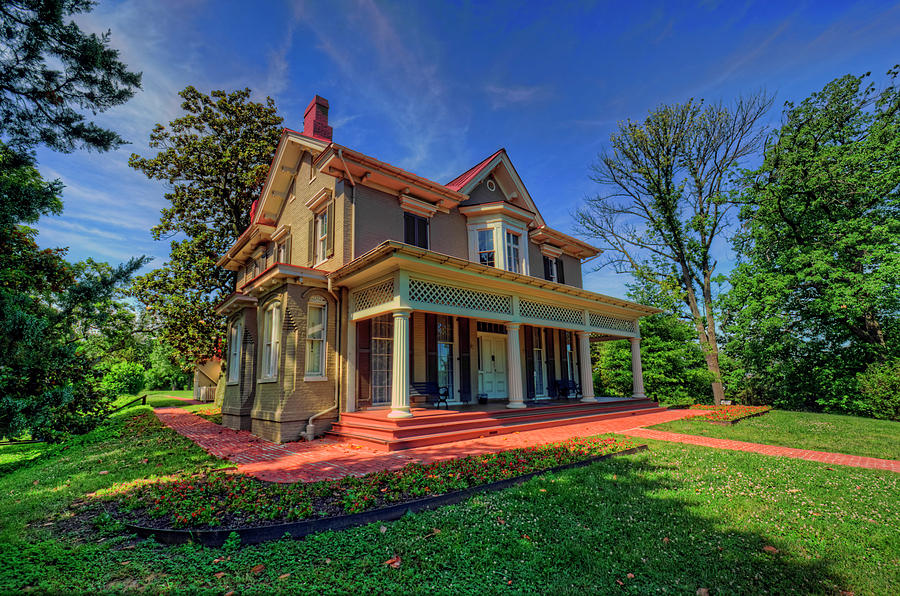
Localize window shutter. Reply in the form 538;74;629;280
556;258;565;285
545;328;556;397
524;325;535;400
326;201;335;258
417;216;429;249
425;313;437;384
543;256;552;280
404;213;415;245
356;319;372;408
458;318;471;402
307;217;315;266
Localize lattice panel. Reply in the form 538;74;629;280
352;279;394;312
520;300;584;325
589;312;637;333
409;279;512;314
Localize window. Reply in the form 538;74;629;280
565;332;576;380
276;236;291;263
370;314;393;405
543;256;557;282
261;302;281;379
477;229;495;267
556;257;565;284
403;213;429;249
315;210;328;264
505;231;521;273
532;327;545;397
227;319;242;382
436;316;453;396
305;302;326;377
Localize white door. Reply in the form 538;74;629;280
478;334;507;398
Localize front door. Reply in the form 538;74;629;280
477;333;507;399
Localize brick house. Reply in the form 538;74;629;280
215;96;660;446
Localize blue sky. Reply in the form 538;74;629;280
34;0;900;298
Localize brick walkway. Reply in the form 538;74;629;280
153;407;703;483
622;428;900;473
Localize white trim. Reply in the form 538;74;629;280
304;375;329;382
305;187;332;213
305;301;327;378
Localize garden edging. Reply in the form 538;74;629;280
122;445;647;546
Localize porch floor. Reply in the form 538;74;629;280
327;397;667;451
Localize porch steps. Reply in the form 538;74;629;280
325;399;665;451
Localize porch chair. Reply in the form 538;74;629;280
556;379;581;400
411;382;450;409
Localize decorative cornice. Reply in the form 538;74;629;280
399;194;441;218
305;187;332;213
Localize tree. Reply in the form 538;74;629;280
0;146;147;440
0;0;141;153
575;94;772;403
594;282;714;405
128;86;283;364
723;68;900;415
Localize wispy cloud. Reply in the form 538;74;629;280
485;84;551;109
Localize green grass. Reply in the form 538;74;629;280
651;409;900;460
0;408;897;594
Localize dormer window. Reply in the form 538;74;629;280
477;230;495;267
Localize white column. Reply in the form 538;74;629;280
577;331;596;403
629;337;646;399
346;320;357;412
505;323;526;409
388;309;413;418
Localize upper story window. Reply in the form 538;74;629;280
542;255;565;284
227;319;242;382
305;300;327;378
276;236;291;264
505;232;521;274
403;213;429;249
477;229;495;267
315;211;328;264
260;302;281;380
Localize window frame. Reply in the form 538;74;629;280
476;229;495;267
315;210;328;266
304;301;327;379
227;318;242;383
259;301;281;381
403;212;429;249
505;231;521;274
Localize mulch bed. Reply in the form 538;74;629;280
689;405;772;425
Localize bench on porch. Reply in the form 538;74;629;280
555;379;581;400
411;382;450;409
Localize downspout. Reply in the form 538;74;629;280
304;253;343;440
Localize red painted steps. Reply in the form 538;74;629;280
326;399;665;451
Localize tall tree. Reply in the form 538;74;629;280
128;86;283;364
723;68;900;415
0;0;141;153
575;94;772;403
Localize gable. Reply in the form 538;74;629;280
451;150;545;228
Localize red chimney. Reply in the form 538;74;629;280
303;95;333;141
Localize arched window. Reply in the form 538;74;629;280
261;301;281;380
227;318;242;383
305;297;327;378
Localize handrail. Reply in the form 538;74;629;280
109;394;148;414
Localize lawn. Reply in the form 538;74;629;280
651;409;900;460
0;407;897;593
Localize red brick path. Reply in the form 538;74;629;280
622;428;900;473
153;407;704;482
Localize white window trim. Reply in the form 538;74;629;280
505;230;522;274
259;301;281;382
466;217;529;274
227;319;242;384
315;209;328;266
304;301;327;379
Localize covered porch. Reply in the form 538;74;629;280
331;242;658;427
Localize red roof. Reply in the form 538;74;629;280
445;148;504;192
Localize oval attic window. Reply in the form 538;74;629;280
486;179;496;192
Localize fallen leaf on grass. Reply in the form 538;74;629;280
763;546;779;554
324;558;331;564
825;467;835;471
119;561;130;566
213;572;225;579
278;573;291;580
212;557;224;564
662;537;670;544
626;573;634;579
98;471;109;475
697;589;709;596
787;489;800;493
224;591;235;596
380;525;387;534
384;556;401;569
423;528;441;539
616;579;624;586
251;564;265;575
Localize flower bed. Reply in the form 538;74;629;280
108;435;637;531
689;404;771;424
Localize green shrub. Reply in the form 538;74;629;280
100;361;145;396
857;358;900;421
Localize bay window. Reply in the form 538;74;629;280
477;229;495;267
261;302;281;380
505;231;521;273
227;319;242;382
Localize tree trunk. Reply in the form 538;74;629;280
679;261;725;405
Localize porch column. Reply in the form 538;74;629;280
388;309;413;419
505;323;526;409
576;331;596;403
629;337;646;399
